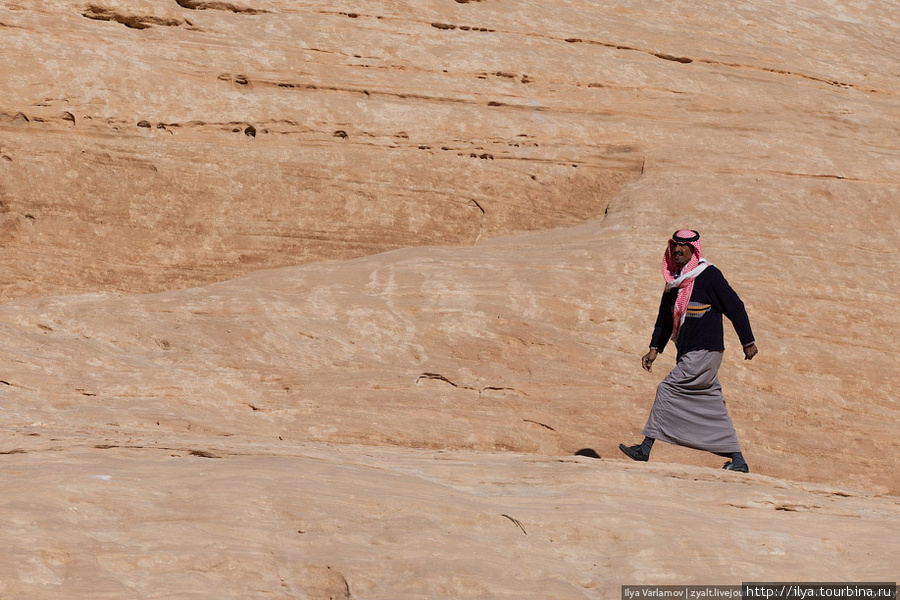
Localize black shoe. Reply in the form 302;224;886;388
722;461;749;473
619;443;649;462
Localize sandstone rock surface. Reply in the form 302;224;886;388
1;0;898;598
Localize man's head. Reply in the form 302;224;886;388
671;241;694;267
664;229;703;275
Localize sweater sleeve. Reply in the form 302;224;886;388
649;288;677;352
708;267;755;346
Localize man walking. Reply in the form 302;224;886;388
620;229;758;472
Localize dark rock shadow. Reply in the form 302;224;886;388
574;448;601;459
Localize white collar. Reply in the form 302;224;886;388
665;259;710;290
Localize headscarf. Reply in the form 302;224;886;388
662;229;709;341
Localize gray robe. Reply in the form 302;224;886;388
642;349;741;453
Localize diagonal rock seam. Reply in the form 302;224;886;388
468;199;486;244
562;37;886;94
501;513;528;535
76;6;887;94
415;373;525;396
82;5;183;29
174;0;269;14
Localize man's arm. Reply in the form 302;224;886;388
742;342;758;360
644;290;676;371
649;289;676;352
642;348;659;372
709;268;757;355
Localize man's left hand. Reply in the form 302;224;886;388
743;343;758;360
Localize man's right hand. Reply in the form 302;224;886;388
642;349;659;372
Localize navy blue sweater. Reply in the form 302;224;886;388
650;265;755;358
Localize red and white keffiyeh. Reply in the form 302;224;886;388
662;229;709;341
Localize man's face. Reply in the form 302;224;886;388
671;242;694;267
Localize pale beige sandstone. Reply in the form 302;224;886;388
0;443;897;599
0;0;642;298
0;0;899;598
